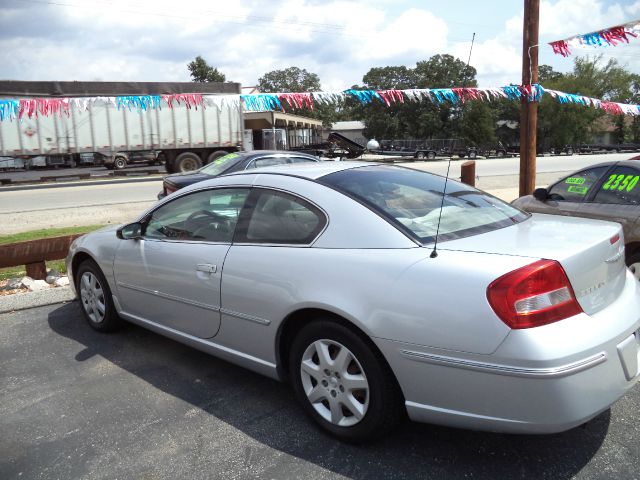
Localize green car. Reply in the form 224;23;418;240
512;157;640;280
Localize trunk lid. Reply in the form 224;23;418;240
440;213;627;315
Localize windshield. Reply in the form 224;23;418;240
320;166;528;244
199;153;242;176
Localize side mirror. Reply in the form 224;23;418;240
533;188;549;202
117;222;143;240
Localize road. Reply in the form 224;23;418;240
0;153;632;234
1;303;639;480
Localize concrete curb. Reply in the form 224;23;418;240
0;286;76;314
0;174;163;192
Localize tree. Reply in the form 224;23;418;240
258;67;321;93
256;67;343;126
188;56;226;83
358;54;489;143
537;57;637;149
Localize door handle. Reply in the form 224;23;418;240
196;263;217;274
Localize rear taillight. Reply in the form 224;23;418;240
487;260;582;329
165;182;177;195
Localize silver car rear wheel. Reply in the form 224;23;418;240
300;339;370;427
80;271;106;324
289;320;403;442
629;262;640;281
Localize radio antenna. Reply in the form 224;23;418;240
430;32;475;259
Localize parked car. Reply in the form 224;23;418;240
512;159;640;279
157;150;320;199
67;163;640;442
104;150;163;170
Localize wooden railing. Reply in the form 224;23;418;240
0;235;82;280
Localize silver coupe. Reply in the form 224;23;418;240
66;162;640;442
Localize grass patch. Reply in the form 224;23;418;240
0;225;105;281
0;224;105;246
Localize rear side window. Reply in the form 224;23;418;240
320;166;528;244
548;166;608;202
235;189;326;244
247;157;289;169
592;166;640;205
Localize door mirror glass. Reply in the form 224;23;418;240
117;222;143;240
533;188;548;201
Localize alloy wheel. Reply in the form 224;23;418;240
630;262;640;282
79;271;106;323
300;339;370;427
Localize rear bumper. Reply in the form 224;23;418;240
375;270;640;434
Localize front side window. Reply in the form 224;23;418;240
592;166;640;205
236;189;326;244
320;166;528;244
145;188;249;242
547;166;609;202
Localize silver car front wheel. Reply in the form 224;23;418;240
75;259;121;332
300;339;369;427
80;271;106;324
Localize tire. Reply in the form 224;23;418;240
627;251;640;282
427;151;436;160
113;156;127;170
496;150;505;158
566;148;574;156
75;260;122;333
206;150;229;165
415;151;426;160
175;152;202;172
289;320;403;443
468;150;477;159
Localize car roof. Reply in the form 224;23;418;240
235;150;318;159
223;160;378;180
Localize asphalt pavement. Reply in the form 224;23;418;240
1;302;639;480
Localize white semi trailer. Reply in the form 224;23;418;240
0;81;243;172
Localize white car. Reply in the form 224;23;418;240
66;162;640;442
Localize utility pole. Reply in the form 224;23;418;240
519;0;539;196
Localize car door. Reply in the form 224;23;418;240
216;188;327;358
113;187;250;338
534;166;611;217
580;164;640;243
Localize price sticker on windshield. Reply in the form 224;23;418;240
602;174;639;192
565;177;586;185
567;185;589;195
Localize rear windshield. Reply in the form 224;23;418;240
320;166;528;244
199;153;241;176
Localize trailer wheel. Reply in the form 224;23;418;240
114;156;127;170
468;151;477;159
427;151;436;160
496;150;505;158
566;148;574;156
415;151;426;159
206;150;229;165
175;152;202;172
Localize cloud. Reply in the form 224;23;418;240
0;0;637;94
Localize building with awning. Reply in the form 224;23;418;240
240;86;324;151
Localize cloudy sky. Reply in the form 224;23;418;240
1;0;639;92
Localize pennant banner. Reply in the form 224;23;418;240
550;20;640;56
1;84;639;122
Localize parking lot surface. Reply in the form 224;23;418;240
1;303;639;480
